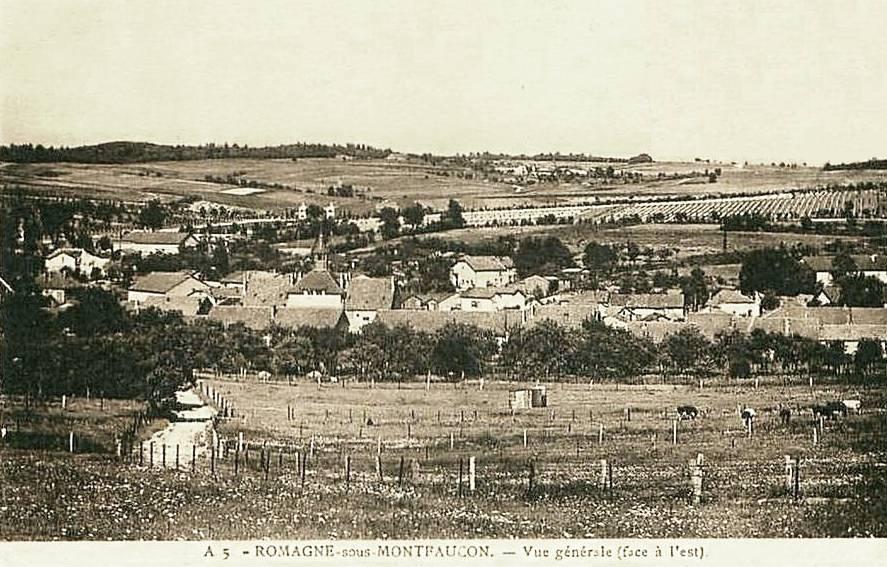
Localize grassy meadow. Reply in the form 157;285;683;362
3;378;884;539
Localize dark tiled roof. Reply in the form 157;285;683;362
850;308;887;325
208;306;274;330
459;255;514;272
141;296;203;316
290;269;344;295
626;321;686;343
528;303;600;330
687;312;736;340
345;276;394;311
803;254;887;273
275;307;345;329
376;309;525;335
820;324;887;342
130;271;202;294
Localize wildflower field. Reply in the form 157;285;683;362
1;379;886;540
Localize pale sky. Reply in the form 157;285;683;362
2;0;886;164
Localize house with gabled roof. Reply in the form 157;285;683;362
117;230;200;255
38;272;83;306
708;289;760;318
127;271;210;303
286;269;345;309
457;286;529;312
399;291;456;311
344;275;395;333
610;292;685;322
450;255;516;290
45;248;110;277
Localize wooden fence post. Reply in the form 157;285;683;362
191;445;196;472
600;459;612;492
785;455;800;500
175;445;180;470
458;457;464;497
598;423;604;445
690;455;704;505
468;456;476;493
523;428;528;448
68;431;75;453
345;455;351;487
672;419;678;445
398;456;405;486
527;460;535;495
162;444;166;468
376;455;383;483
150;442;154;466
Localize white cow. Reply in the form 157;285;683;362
842;399;861;414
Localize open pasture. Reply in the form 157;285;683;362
1;378;885;539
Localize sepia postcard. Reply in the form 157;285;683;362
1;1;886;565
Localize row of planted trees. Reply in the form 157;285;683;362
3;287;884;417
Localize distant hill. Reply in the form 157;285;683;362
0;141;392;164
823;158;887;171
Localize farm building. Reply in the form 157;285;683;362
450;255;516;290
44;248;110;277
398;291;455;311
117;230;200;255
127;271;210;303
803;254;887;286
456;286;529;312
708;289;761;318
345;275;395;333
819;324;887;354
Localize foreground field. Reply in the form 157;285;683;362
2;379;885;540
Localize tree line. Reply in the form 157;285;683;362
0;141;392;163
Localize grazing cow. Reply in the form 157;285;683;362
740;407;756;429
842;399;861;415
779;407;792;425
677;405;699;420
813;401;847;420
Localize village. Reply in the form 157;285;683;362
3;0;887;546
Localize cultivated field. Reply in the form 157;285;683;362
3;378;884;540
402;222;864;260
4;159;886;216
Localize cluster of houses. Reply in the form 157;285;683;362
19;231;887;359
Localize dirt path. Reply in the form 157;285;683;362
144;389;216;469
